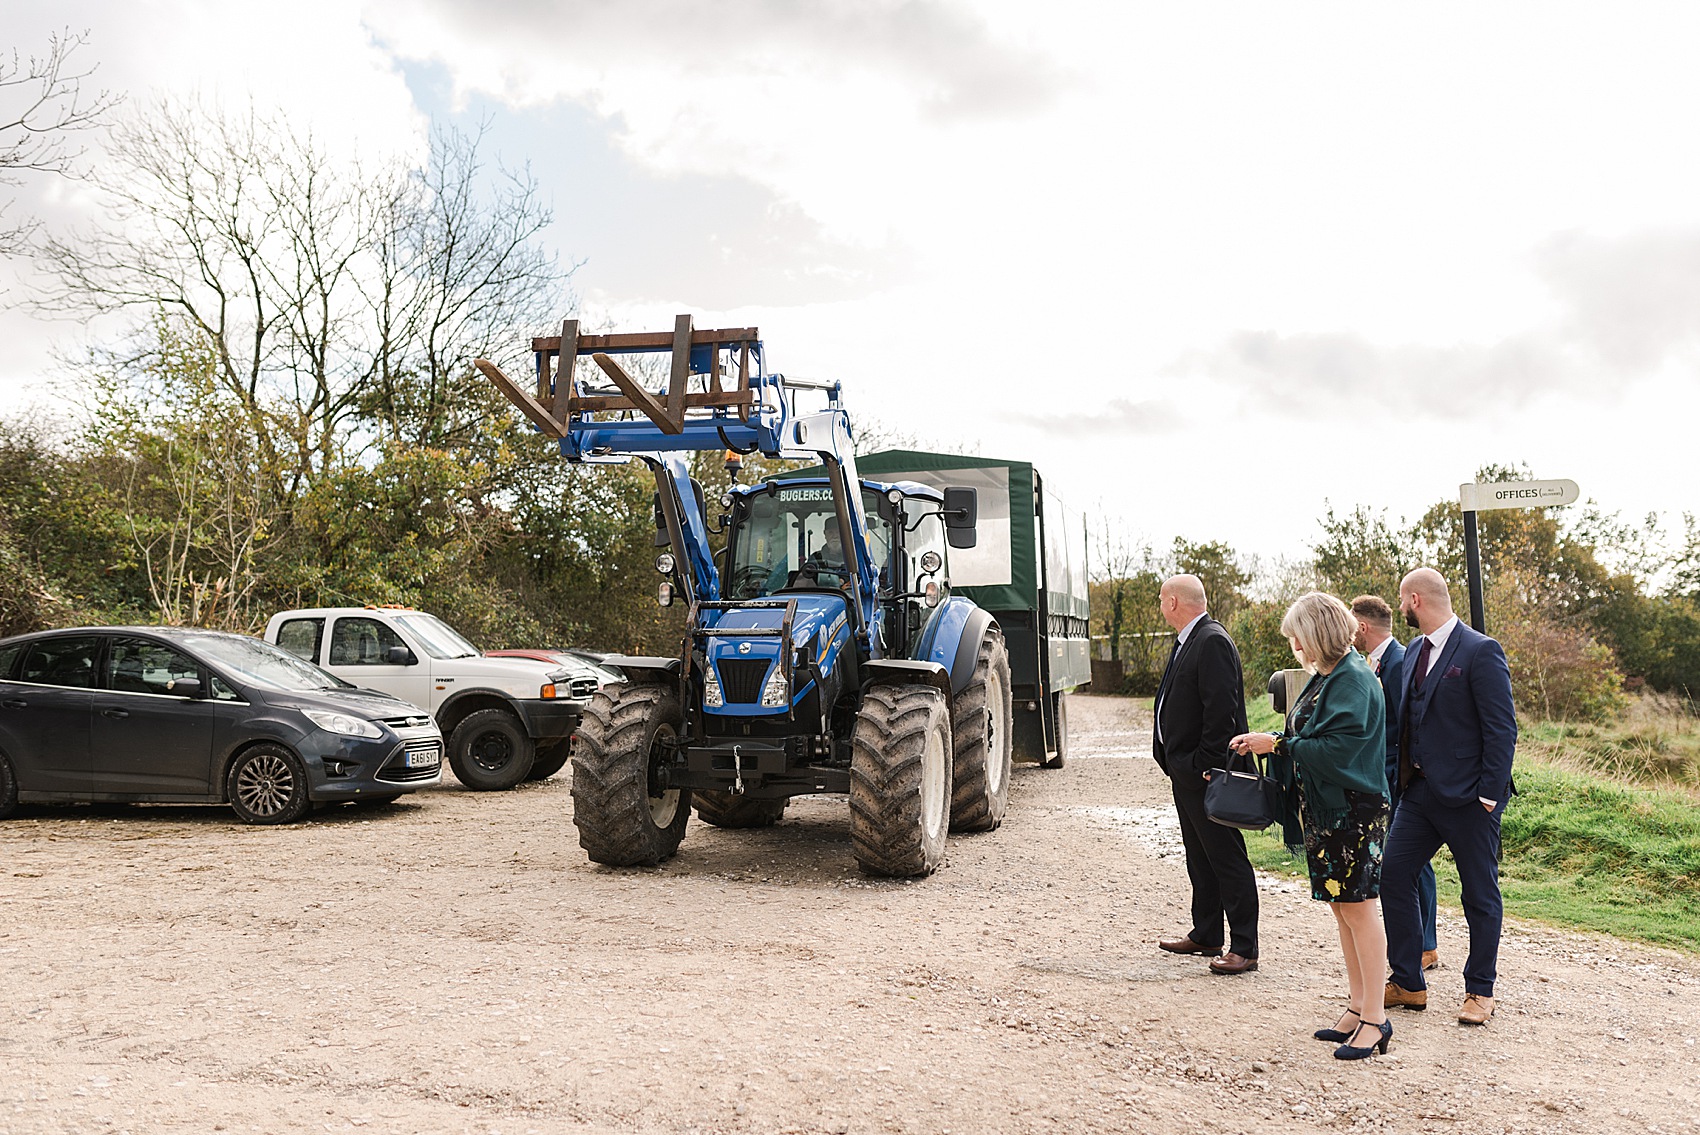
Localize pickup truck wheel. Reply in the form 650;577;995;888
849;683;952;877
448;708;536;790
950;629;1013;833
694;790;787;828
1041;693;1068;769
0;750;16;820
525;738;572;781
227;744;313;825
571;685;690;866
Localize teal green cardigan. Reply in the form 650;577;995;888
1277;650;1389;830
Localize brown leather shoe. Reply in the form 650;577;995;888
1208;952;1258;975
1158;936;1219;956
1422;949;1440;971
1458;994;1495;1025
1384;981;1428;1010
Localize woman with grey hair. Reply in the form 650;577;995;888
1231;591;1392;1059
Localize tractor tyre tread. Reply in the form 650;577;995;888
849;683;952;877
570;685;689;866
950;629;1013;832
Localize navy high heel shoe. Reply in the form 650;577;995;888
1334;1018;1392;1060
1314;1009;1361;1042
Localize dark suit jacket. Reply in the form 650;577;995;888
1401;620;1517;807
1375;636;1407;797
1153;616;1248;782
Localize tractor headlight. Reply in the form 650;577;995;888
760;667;789;708
703;666;724;708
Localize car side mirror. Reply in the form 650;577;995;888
168;677;202;699
943;486;977;549
1266;670;1287;715
386;645;414;666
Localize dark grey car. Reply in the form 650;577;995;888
0;627;443;824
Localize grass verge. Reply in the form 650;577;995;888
1238;742;1700;953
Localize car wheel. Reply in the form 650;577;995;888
448;708;536;790
227;744;312;825
0;749;16;820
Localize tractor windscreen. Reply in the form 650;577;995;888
726;487;892;600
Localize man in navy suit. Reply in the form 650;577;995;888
1153;574;1258;975
1351;595;1438;972
1381;568;1517;1026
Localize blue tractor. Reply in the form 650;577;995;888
474;317;1014;876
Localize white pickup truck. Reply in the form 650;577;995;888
263;607;601;790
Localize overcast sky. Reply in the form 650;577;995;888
6;1;1698;579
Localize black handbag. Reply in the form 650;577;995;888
1204;749;1280;831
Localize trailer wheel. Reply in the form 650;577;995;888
1041;692;1069;769
571;685;690;866
525;738;572;781
694;790;788;828
849;684;953;877
950;629;1013;832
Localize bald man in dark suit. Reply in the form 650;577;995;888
1153;574;1257;974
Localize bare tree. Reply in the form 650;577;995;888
35;99;570;508
0;28;118;254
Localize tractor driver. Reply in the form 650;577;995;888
766;522;852;593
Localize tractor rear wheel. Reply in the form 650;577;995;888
526;738;572;781
950;629;1013;832
694;790;788;828
570;685;690;866
849;684;953;877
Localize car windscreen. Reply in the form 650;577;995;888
393;614;481;660
187;634;352;691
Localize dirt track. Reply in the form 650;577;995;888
3;694;1698;1134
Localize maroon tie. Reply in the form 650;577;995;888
1411;635;1434;693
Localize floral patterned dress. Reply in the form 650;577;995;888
1288;682;1391;903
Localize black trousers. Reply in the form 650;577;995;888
1171;777;1260;958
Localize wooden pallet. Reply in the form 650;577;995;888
474;314;760;438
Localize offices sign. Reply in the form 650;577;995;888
1459;479;1581;512
1458;477;1580;631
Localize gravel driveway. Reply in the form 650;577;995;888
3;694;1697;1134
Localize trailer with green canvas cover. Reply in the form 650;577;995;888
849;449;1090;766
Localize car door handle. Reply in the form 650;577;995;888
101;708;130;719
1;698;24;709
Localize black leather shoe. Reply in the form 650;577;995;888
1158;936;1219;955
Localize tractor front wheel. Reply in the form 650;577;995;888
571;685;690;866
849;684;953;877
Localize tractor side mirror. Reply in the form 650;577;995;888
942;486;977;550
652;492;669;547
